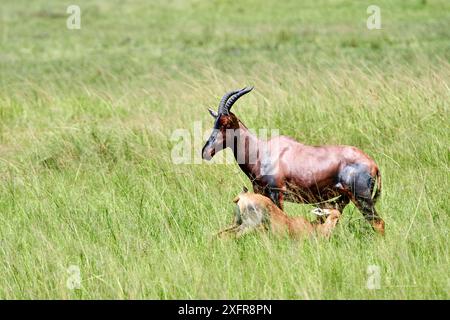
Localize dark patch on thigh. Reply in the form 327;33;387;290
337;163;373;199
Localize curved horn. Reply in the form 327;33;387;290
218;89;240;114
225;86;254;112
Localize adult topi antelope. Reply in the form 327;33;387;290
202;87;385;235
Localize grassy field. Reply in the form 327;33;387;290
0;0;449;299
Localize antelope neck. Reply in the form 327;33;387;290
232;121;264;178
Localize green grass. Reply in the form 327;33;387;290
0;0;449;299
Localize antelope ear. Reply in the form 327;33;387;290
208;108;218;118
242;186;248;193
312;208;328;216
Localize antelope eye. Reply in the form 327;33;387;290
219;116;228;126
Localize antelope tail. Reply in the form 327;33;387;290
372;168;382;201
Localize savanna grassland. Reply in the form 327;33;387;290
0;0;449;299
